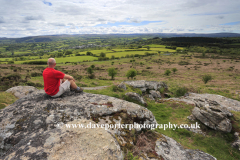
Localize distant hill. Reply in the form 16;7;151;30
154;33;240;38
0;36;53;43
0;33;240;43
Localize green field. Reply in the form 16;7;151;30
55;44;70;49
150;47;177;52
0;58;12;61
105;51;156;58
14;56;98;64
89;49;113;54
14;51;32;55
113;48;147;51
143;44;166;48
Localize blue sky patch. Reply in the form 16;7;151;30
220;21;240;25
95;21;162;27
43;1;52;6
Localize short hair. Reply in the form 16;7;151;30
47;58;56;66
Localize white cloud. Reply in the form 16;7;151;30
0;0;239;37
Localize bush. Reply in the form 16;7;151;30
72;62;77;65
23;61;46;65
98;57;109;61
172;68;178;73
202;74;213;84
90;65;95;69
4;74;21;81
170;85;188;97
88;74;95;79
164;69;171;76
108;68;117;80
8;61;14;64
174;87;188;97
110;85;118;92
100;52;106;57
65;50;72;55
25;81;35;86
87;67;94;75
126;69;137;79
86;51;93;56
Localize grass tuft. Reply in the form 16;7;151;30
0;92;18;110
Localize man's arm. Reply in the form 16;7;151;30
64;74;75;82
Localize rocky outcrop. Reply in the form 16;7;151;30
164;92;240;133
5;86;38;99
117;83;127;90
0;89;157;159
149;90;161;100
125;92;146;105
0;88;217;159
120;80;168;93
192;103;232;133
185;92;240;112
119;80;167;104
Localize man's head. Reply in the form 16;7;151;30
47;58;56;68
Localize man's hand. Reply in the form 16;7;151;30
71;76;75;82
64;74;75;82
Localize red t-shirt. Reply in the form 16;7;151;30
43;68;65;96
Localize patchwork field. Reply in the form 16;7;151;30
0;45;180;64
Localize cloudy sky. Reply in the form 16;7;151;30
0;0;240;38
